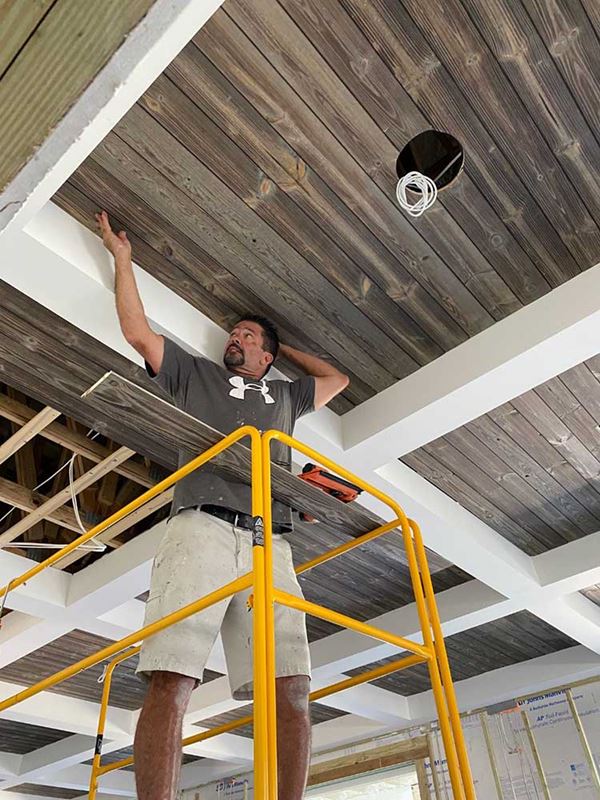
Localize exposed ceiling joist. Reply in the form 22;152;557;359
0;447;134;546
0;478;83;535
0;408;60;467
0;394;153;488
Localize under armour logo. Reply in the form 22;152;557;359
228;376;275;404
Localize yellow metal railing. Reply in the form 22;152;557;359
0;426;475;800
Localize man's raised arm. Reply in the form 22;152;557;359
279;343;349;410
95;210;164;374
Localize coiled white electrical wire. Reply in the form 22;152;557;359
396;170;438;217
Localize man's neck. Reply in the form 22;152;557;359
228;365;266;381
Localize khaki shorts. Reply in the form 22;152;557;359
137;509;310;699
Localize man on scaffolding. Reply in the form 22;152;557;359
96;211;349;800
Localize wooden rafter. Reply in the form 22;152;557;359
0;406;60;466
0;446;134;546
0;476;91;535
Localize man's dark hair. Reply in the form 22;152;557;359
236;313;280;362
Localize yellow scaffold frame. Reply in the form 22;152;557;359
0;426;475;800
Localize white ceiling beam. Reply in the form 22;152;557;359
528;593;600;654
409;645;600;725
0;680;131;739
310;714;390;754
0;0;227;239
374;461;600;654
29;763;135;797
374;461;541;592
533;531;600;594
312;684;410;726
309;581;518;679
85;599;147;641
17;735;96;781
0;549;68;618
180;725;253;764
342;263;600;469
0;522;165;666
0;735;122;793
0;753;22;779
0;613;73;670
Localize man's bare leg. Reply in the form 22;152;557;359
276;675;311;800
134;671;196;800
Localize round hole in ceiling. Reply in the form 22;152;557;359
396;129;464;192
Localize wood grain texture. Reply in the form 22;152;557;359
397;0;600;265
0;629;222;710
347;611;577;695
0;0;155;190
200;8;477;345
130;77;432;374
0;629;147;709
223;0;497;337
527;0;600;141
89;130;388;399
462;0;600;228
403;358;600;555
342;0;583;286
166;43;454;358
0;718;70;754
200;702;345;739
276;0;529;322
4;784;81;799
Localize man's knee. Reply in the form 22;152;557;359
145;671;195;708
276;675;310;718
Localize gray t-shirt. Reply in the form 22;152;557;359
148;337;315;530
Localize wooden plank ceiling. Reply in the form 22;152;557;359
347;611;578;696
2;0;600;771
3;784;81;799
84;747;201;773
0;719;70;755
199;703;346;739
52;0;600;415
402;357;600;556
